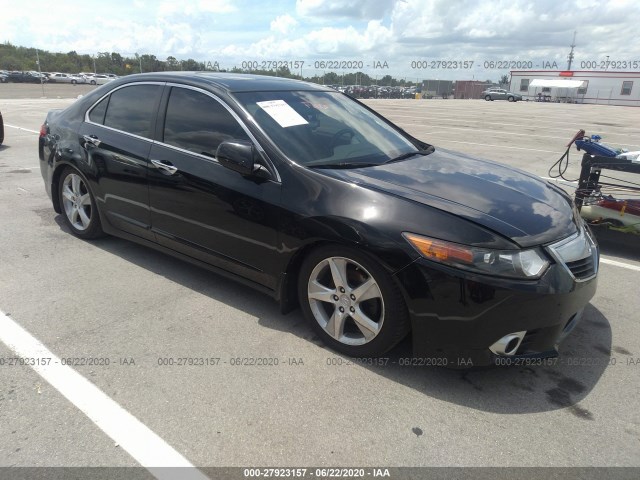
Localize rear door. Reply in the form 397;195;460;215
147;85;281;289
79;82;163;240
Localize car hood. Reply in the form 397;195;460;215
317;149;578;248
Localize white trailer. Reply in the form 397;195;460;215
509;70;640;106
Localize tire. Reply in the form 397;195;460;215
484;95;491;101
0;112;4;145
507;96;515;102
57;167;104;238
71;80;77;85
90;80;96;85
298;245;410;357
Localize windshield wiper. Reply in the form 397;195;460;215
309;162;380;169
384;146;434;164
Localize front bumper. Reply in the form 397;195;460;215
394;230;598;368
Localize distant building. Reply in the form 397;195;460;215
452;81;493;99
510;70;640;106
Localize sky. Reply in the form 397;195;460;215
1;0;639;81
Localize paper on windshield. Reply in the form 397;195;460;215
257;100;308;128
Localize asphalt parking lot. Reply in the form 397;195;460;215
1;84;639;477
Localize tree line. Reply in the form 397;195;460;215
0;43;203;76
1;42;507;87
0;42;432;86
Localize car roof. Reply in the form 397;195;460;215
115;72;331;93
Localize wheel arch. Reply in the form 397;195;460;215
277;235;414;315
278;239;333;314
50;161;99;216
50;162;71;214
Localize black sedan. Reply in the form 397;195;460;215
38;73;598;366
8;71;45;83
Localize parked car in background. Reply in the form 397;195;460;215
7;71;46;83
38;72;598;366
28;71;48;82
482;88;522;102
0;72;8;83
85;74;112;85
48;72;85;84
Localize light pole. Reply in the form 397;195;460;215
36;49;44;97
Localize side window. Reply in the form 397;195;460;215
103;84;161;139
88;96;109;124
519;79;529;92
621;81;633;95
163;87;249;156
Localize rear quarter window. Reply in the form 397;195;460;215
88;96;108;124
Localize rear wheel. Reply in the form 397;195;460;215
58;167;104;238
298;245;410;357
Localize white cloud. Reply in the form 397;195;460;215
271;14;299;34
158;0;236;17
305;20;392;54
296;0;396;19
218;19;392;59
198;0;236;13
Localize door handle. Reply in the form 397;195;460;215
151;159;179;175
82;134;101;147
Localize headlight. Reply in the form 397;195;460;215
403;232;549;279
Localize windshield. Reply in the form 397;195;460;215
234;90;423;167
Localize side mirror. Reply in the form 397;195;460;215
216;140;263;176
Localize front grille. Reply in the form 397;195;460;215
565;256;596;280
547;227;598;281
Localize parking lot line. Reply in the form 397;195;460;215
0;310;208;480
600;258;640;272
5;124;39;134
382;111;640;142
435;139;559;153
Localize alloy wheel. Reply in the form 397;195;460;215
307;256;384;346
61;173;92;231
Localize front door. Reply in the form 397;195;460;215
147;86;281;289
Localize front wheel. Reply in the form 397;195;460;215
484;95;491;101
58;167;104;238
298;246;410;357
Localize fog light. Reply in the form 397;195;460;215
489;331;526;356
